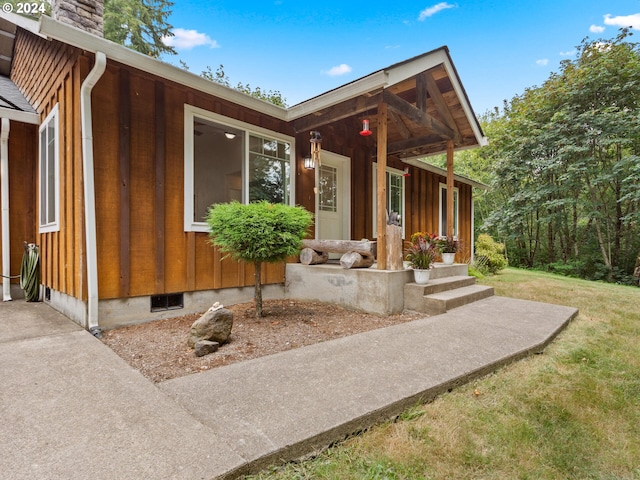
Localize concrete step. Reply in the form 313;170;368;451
429;263;469;279
404;283;494;315
413;275;477;295
404;276;476;312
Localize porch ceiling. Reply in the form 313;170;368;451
290;48;485;159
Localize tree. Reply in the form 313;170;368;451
483;29;640;282
206;201;312;317
201;64;288;107
104;0;176;57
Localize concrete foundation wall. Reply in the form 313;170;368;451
285;264;414;315
45;289;88;329
45;284;287;330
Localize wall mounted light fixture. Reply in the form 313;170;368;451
303;155;315;170
224;132;236;139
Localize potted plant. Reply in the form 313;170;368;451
405;232;438;284
437;236;459;265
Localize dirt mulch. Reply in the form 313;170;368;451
101;299;423;384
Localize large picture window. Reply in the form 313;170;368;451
184;105;294;231
372;163;405;237
39;105;59;233
439;183;459;237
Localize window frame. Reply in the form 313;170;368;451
371;162;406;238
38;104;60;233
184;104;295;232
438;182;459;237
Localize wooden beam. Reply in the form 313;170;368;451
383;89;456;141
423;72;462;143
388;110;411;139
416;72;428;112
446;139;454;238
292;92;381;132
377;100;388;270
387;134;445;155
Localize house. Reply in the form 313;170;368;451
0;1;487;331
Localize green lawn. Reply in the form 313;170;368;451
246;268;640;480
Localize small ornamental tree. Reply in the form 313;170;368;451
206;201;312;317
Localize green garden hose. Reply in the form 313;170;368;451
20;242;40;302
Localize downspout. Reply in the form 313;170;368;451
80;51;106;335
1;118;11;301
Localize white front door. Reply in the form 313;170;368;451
317;152;351;245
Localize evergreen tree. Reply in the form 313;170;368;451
104;0;177;57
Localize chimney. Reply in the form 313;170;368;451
52;0;104;37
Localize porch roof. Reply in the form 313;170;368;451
288;47;487;158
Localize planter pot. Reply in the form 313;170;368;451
413;268;431;284
441;252;456;265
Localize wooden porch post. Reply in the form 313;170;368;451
376;101;388;269
446;139;455;238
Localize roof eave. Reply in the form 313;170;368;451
401;157;488;190
0;106;39;124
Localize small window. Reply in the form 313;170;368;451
39;105;60;233
372;163;405;236
319;164;338;212
151;293;184;312
439;183;459;237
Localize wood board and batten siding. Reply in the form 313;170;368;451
91;61;293;300
11;31;292;303
10;30;87;300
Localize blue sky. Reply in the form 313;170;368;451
161;1;640;115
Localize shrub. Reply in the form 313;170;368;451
207;201;312;317
475;234;508;275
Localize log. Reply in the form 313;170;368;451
386;224;404;270
302;239;376;258
340;251;375;269
299;248;329;265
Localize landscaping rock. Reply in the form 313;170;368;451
194;340;219;357
188;303;233;348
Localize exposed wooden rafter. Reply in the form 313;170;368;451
387;134;445;155
382;89;456;142
388;110;411;139
422;71;462;143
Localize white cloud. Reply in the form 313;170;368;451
321;64;352;76
560;50;576;56
418;2;455;21
604;13;640;30
536;59;549;66
589;24;605;33
162;28;220;50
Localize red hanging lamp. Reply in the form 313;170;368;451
360;118;372;136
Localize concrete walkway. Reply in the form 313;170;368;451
0;297;578;479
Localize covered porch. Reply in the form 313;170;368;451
290;46;487;267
